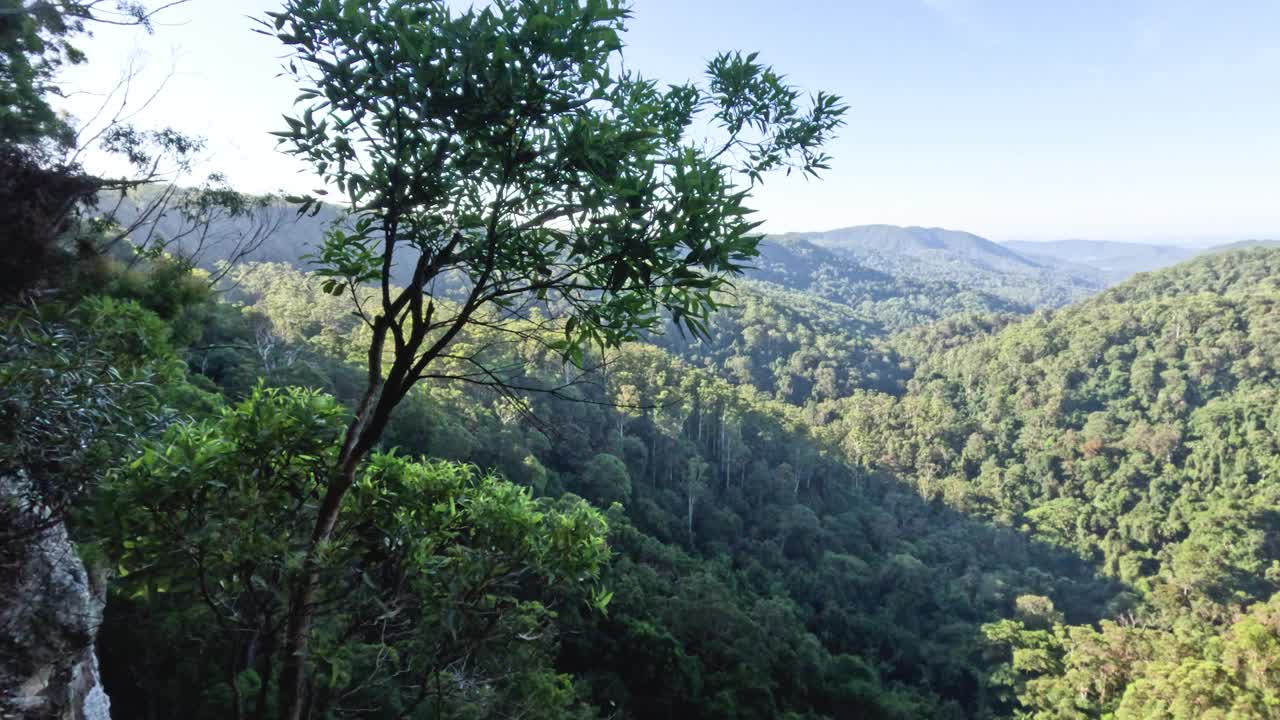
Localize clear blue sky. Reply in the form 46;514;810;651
59;0;1280;243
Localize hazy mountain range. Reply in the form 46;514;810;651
108;189;1270;311
1002;239;1199;283
763;224;1100;310
759;224;1271;307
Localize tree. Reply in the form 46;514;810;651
684;456;709;544
262;0;846;714
0;0;191;153
99;385;610;719
582;451;631;506
0;0;276;299
0;296;185;542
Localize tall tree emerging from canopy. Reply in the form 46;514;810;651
263;1;846;715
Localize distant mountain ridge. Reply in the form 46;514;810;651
1204;239;1280;254
759;224;1272;309
763;224;1103;310
1002;239;1199;283
782;224;1045;275
106;189;1269;321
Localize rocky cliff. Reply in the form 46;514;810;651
1;476;111;720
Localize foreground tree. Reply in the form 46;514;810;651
263;0;846;714
100;385;609;719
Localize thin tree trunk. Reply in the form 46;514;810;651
648;430;656;485
229;643;245;720
687;493;695;543
277;459;357;720
251;618;275;720
278;332;400;720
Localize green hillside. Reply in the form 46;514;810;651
821;247;1280;717
6;2;1280;719
770;225;1103;308
103;259;1126;719
63;240;1280;720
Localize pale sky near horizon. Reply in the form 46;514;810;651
57;0;1280;244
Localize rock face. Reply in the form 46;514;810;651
1;476;111;720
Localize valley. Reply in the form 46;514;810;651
80;206;1280;717
3;2;1279;719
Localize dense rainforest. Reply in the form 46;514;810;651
3;2;1280;720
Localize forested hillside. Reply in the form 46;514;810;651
65;238;1280;720
647;279;908;400
206;261;1127;718
749;236;1028;327
818;247;1280;717
769;225;1104;309
4;1;1280;719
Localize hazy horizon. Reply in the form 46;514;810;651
57;0;1280;244
771;224;1261;249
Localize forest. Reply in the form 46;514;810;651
3;2;1279;720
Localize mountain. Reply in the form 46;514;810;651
1204;238;1280;254
824;246;1280;717
746;235;1027;330
768;224;1104;309
1003;238;1199;283
786;224;1041;275
193;260;1125;719
26;198;1280;719
110;244;1280;720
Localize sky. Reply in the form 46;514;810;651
57;0;1280;243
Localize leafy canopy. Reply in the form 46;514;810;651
0;1;171;151
259;4;844;715
264;0;846;369
99;384;611;717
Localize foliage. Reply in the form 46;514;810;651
258;2;846;714
8;1;1280;718
210;261;1125;719
0;0;173;152
987;593;1280;719
812;248;1280;714
16;229;1280;720
268;0;843;364
0;145;99;298
1;0;85;150
0;295;191;540
652;278;908;402
749;235;1030;329
97;385;609;719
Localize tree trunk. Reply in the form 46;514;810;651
277;347;407;720
277;459;357;720
251;618;275;720
687;493;695;544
